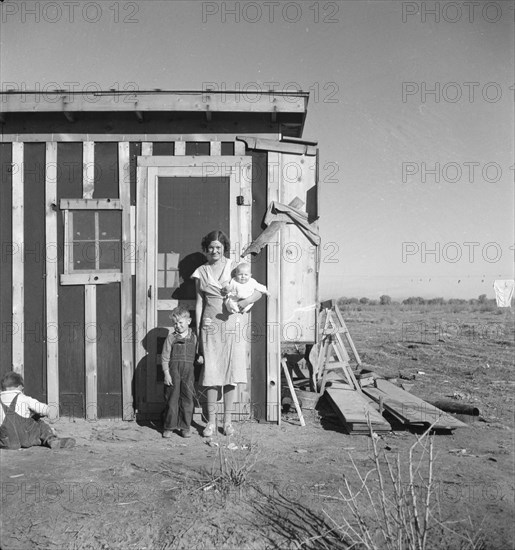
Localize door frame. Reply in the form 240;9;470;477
135;156;253;416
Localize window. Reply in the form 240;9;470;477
60;198;123;285
69;210;122;272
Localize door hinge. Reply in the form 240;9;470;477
147;285;152;298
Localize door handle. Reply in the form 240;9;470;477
147;285;152;298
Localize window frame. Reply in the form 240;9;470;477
59;198;123;285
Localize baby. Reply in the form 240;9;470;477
223;262;269;314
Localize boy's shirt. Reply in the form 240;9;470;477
161;328;197;373
0;390;50;424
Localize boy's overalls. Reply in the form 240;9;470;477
163;332;197;431
0;394;55;450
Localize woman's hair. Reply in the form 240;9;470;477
201;230;230;254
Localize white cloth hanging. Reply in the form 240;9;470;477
493;280;515;307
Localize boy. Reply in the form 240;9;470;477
223;262;269;314
161;307;199;438
0;372;75;450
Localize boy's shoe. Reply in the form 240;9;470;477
47;437;75;449
202;423;215;437
162;430;174;439
223;424;235;436
47;437;60;449
181;429;192;438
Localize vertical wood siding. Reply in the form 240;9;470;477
45;142;59;415
23;143;46;401
249;151;268;420
11;143;24;376
57;143;85;417
0;144;13;375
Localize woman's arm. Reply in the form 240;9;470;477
194;279;204;352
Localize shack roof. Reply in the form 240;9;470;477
0;90;309;140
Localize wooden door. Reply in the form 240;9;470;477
135;156;253;418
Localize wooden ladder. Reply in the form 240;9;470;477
316;300;363;396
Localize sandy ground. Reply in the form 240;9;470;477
1;305;513;549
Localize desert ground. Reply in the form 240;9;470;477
1;303;513;550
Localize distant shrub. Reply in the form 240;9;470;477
380;295;392;305
369;300;378;306
478;294;488;304
359;297;370;305
403;296;426;305
427;297;446;305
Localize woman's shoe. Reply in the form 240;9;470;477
223;424;234;436
203;423;215;437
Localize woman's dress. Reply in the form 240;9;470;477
191;259;248;386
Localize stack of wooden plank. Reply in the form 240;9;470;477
315;302;467;434
362;378;468;430
325;382;392;434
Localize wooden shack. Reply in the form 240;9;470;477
0;90;319;422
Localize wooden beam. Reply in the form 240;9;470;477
1;133;283;143
59;198;121;210
174;141;186;156
135;163;149;400
237;136;318;156
281;358;305;426
60;273;122;285
145;167;158;406
141;142;153;156
85;285;97;420
45;142;59;418
82;141;94;199
210;141;221;156
12;142;24;375
119;142;134;420
234;141;246;156
137;155;249;168
0;91;308;114
266;152;281;423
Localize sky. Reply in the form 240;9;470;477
1;0;513;300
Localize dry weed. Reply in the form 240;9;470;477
323;420;486;550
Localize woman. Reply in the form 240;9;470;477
192;230;263;437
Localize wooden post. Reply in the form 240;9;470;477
281;358;305;427
174;141;186;156
45;142;59;418
267;152;281;423
85;285;97;420
210;141;221;156
119;142;134;420
82;142;94;198
12;142;24;376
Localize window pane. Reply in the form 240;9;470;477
98;211;121;240
99;241;121;270
73;211;95;240
73;241;96;270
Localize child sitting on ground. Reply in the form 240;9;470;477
223;262;269;314
0;372;75;450
161;307;200;439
